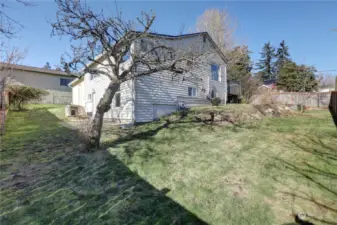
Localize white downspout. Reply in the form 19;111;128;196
224;64;227;105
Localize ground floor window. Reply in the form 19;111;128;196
211;89;218;98
60;78;72;86
188;87;197;97
115;92;121;107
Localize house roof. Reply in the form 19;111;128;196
0;63;78;77
84;31;227;71
263;79;276;86
68;76;84;87
69;31;227;87
134;31;227;63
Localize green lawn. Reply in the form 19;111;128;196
0;105;336;225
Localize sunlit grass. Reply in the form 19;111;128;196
107;109;337;225
0;105;336;225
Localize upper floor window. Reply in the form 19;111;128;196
211;64;220;81
60;78;72;86
140;40;154;52
140;40;147;52
188;87;197;97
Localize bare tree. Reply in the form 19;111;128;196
196;9;249;89
51;0;211;148
0;0;34;39
0;46;27;135
196;9;235;56
0;46;27;89
317;73;336;90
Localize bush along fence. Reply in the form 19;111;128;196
270;92;331;108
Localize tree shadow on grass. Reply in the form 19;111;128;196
0;106;208;225
101;115;243;160
270;134;337;225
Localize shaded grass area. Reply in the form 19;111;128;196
1;105;336;225
0;105;207;225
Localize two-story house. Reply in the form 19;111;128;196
69;32;227;123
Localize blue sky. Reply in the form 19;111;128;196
4;0;337;74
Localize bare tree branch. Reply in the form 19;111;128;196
51;0;213;148
0;0;34;39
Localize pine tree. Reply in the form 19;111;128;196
43;62;51;70
256;42;275;81
275;40;291;76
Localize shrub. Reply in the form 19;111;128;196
297;104;307;113
6;85;48;111
240;97;247;104
211;97;221;106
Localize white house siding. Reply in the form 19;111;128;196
82;59;134;123
72;85;79;105
134;35;227;122
72;78;85;106
0;69;74;104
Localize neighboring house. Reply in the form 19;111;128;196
318;87;335;93
258;79;277;92
0;63;77;104
69;32;227;123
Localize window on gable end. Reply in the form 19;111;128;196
211;64;219;81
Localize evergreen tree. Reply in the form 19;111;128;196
43;62;51;70
227;46;252;81
227;46;258;101
277;61;318;92
256;42;276;81
275;40;291;75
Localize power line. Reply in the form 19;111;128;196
315;69;337;73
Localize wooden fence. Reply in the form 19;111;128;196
270;92;331;108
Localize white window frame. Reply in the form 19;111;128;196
211;64;220;81
188;87;197;97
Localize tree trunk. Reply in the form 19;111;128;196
88;81;120;149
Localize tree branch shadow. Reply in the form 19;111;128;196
270;134;337;225
0;107;209;225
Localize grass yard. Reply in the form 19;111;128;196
0;105;336;225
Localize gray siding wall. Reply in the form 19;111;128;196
134;35;227;122
80;34;227;123
83;59;134;123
